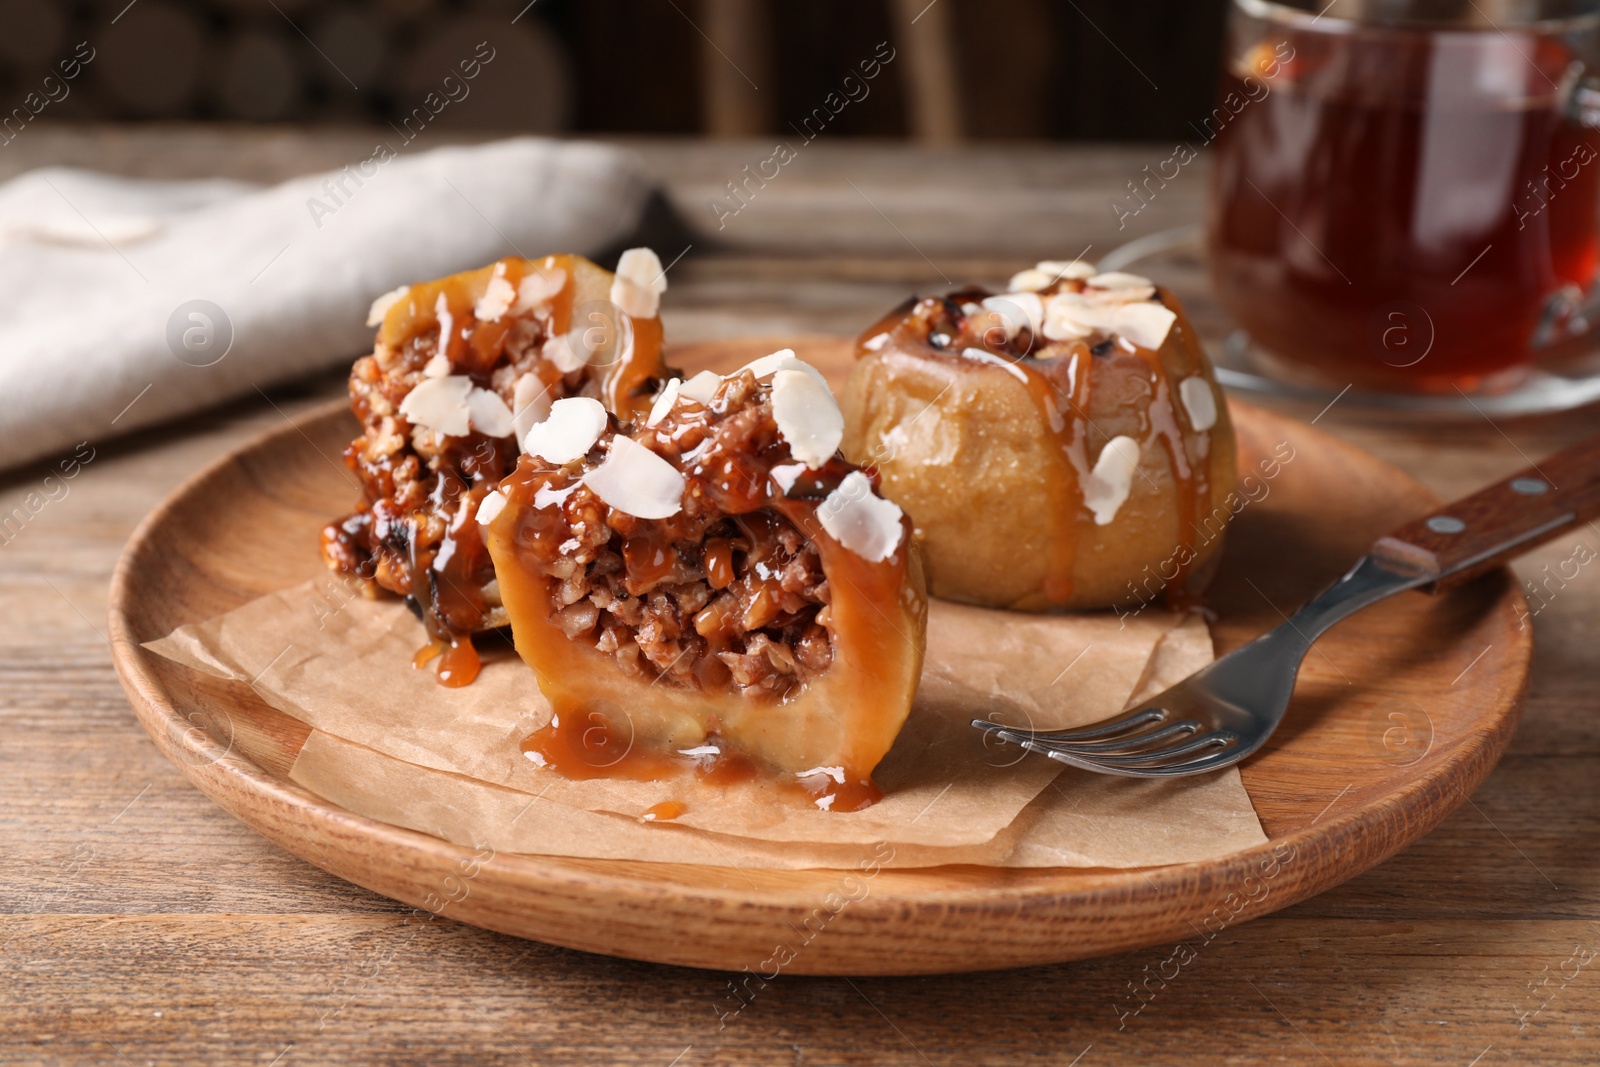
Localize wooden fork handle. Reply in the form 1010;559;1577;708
1371;434;1600;593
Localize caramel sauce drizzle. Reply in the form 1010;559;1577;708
521;710;881;813
642;800;687;821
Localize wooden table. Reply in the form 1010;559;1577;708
4;128;1597;1067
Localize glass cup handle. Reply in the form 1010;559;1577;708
1569;72;1600;129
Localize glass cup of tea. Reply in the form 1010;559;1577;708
1207;0;1600;393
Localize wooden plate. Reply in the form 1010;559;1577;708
109;337;1530;975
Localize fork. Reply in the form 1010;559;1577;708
973;433;1600;778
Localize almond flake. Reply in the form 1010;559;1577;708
616;247;668;294
523;396;608;464
678;370;722;404
511;372;553;441
582;435;685;519
738;348;799;379
610;275;659;319
541;329;593;374
738;350;832;394
647;378;682;428
422;353;451;378
366;285;409;327
514;266;567;313
1179;376;1218;431
818;471;904;562
1088;271;1154;290
398;375;473;436
1007;267;1053;292
1043;313;1094;342
1073;285;1158;306
981;292;1044;339
769;461;806;494
475;274;516;322
1037;259;1097;280
466;387;515;438
771;368;844;469
475;489;508;525
1082;435;1142;526
1114;302;1177;350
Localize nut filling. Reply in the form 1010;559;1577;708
498;369;857;699
319;255;667;685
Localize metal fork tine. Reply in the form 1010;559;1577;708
1092;744;1253;778
975;554;1445;777
1030;720;1202;755
1065;732;1237;769
972;706;1167;746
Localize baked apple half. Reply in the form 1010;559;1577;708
841;260;1237;612
321;250;672;685
480;353;927;808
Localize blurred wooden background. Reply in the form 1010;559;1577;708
0;0;1230;141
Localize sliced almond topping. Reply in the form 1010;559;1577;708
677;369;723;404
466;386;515;438
366;285;409;327
515;266;567;313
474;273;516;323
771;368;844;469
616;247;668;294
610;275;659;320
646;377;682;428
738;348;799;379
738;350;832;394
541;329;592;374
1043;313;1094;342
1114;302;1177;350
1037;259;1097;280
1087;271;1154;290
1007;267;1053;293
1179;376;1218;432
1075;285;1157;306
582;435;685;519
398;375;473;436
475;489;508;525
769;461;806;494
1042;292;1175;349
422;353;451;378
511;372;553;441
1041;303;1093;341
1082;435;1143;526
523;396;608;464
818;471;904;562
981;292;1044;339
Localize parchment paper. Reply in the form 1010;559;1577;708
148;580;1267;867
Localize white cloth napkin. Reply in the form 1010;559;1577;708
0;137;653;470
